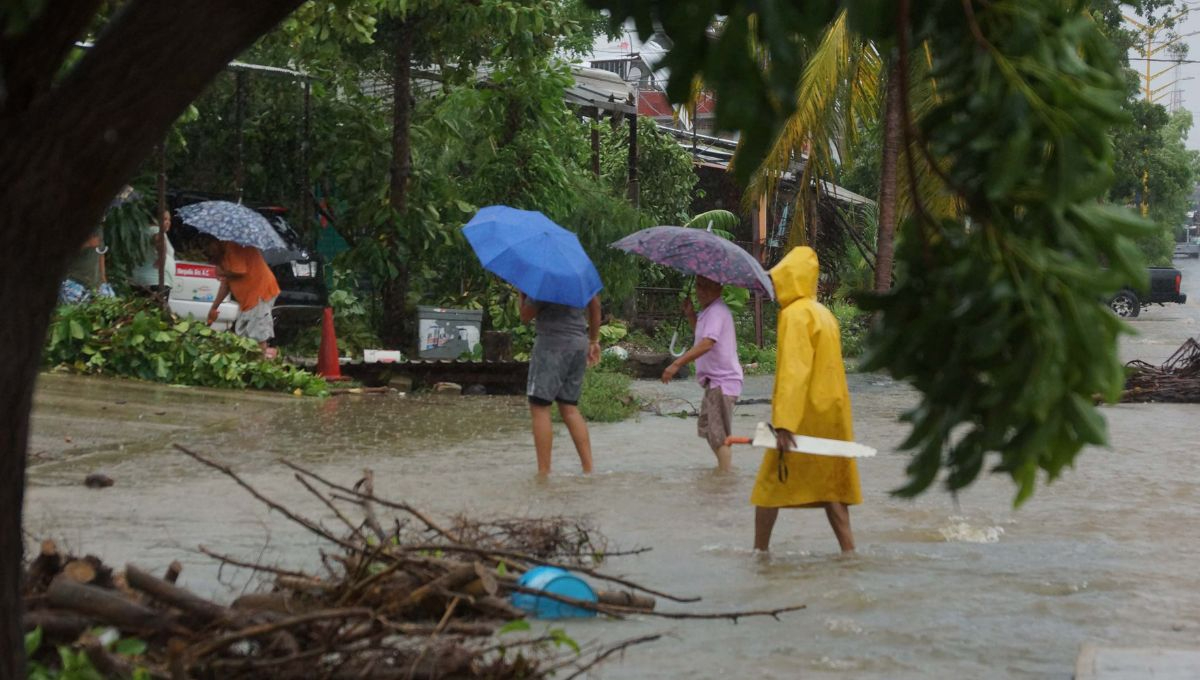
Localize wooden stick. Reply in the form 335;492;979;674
163;561;183;585
596;590;655;611
21;609;91;640
46;577;183;635
188;607;373;659
394;544;701;603
558;634;664;680
174;445;363;555
504;582;805;621
80;633;135;679
293;473;364;541
125;564;230;624
278;459;459;543
355;469;388;544
196;545;310;580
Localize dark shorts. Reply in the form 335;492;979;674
527;346;587;406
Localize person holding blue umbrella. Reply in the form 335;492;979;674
464;206;603;476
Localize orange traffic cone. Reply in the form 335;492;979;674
316;307;348;381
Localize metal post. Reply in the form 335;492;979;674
235;70;246;202
591;108;601;179
299;79;311;234
754;197;766;348
626;113;639;207
156;144;167;298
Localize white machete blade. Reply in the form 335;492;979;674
750;422;877;458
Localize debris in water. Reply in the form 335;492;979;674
83;473;114;489
21;445;807;679
1121;338;1200;403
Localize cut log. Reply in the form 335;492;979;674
46;576;182;635
389;563;478;616
125;564;230;624
61;560;97;584
80;633;135;679
22;609;92;640
24;539;62;594
596;590;656;611
163;561;183;584
232;592;310;616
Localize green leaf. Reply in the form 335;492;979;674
69;319;85;340
497;619;531;635
114;638;148;657
548;627;581;653
24;626;42;657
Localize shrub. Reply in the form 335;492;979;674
575;369;638;423
45;297;328;396
829;299;868;358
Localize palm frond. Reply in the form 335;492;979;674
745;11;882;246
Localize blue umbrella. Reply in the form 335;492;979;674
176;200;287;252
463;206;602;308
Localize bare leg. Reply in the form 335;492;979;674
530;403;554;475
825;503;855;553
712;444;732;472
557;403;593;473
754;506;779;551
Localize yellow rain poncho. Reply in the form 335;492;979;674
750;247;862;508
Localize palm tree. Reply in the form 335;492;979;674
747;11;952;292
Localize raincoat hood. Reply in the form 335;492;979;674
770;246;819;308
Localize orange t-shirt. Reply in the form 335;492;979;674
220;242;280;311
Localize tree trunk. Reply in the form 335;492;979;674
382;18;414;349
874;59;903;293
0;2;305;676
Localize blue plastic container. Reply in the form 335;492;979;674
510;566;598;619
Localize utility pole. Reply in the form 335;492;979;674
1124;9;1190;217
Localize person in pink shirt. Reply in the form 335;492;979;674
661;275;744;471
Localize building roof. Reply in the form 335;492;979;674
657;125;874;207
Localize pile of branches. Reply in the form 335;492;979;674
1121;338;1200;404
22;445;805;679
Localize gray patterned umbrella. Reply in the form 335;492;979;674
176;200;287;251
611;226;775;299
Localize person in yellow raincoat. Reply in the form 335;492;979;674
751;246;861;553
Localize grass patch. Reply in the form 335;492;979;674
558;368;639;423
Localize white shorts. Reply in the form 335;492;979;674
235;296;276;342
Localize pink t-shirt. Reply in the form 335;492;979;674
694;298;743;397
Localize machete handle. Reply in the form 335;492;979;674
724;436;753;446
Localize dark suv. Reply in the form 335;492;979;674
168;192;328;340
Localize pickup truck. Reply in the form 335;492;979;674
1108;267;1187;317
1175;238;1200;259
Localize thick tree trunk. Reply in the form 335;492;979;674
382;19;414;349
874;59;903;293
0;2;305;676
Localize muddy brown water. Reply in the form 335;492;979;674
24;257;1200;679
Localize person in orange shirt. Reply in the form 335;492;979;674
203;236;281;357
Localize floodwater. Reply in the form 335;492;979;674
24;257;1200;679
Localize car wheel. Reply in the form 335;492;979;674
1109;290;1140;318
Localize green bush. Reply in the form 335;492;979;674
575;369;638;422
739;343;777;375
44;298;328;396
829;299;868;358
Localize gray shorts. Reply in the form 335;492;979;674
527;346;587;406
234;296;276;343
